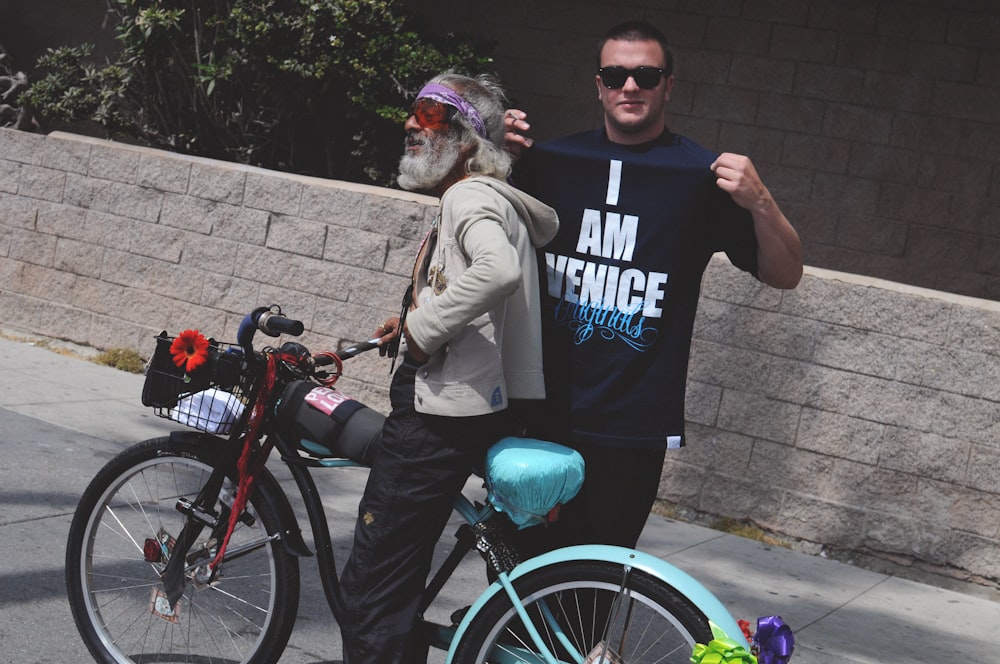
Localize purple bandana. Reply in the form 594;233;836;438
417;83;489;139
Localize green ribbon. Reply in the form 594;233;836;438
690;622;758;664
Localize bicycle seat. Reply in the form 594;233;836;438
484;437;584;529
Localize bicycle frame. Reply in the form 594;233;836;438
67;309;781;664
243;425;748;664
164;310;751;664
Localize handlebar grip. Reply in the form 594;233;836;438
337;339;381;360
258;311;304;337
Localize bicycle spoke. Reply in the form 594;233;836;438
67;440;298;664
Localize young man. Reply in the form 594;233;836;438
336;73;558;663
506;20;803;549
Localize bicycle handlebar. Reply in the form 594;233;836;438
258;310;304;337
237;305;303;353
334;339;381;360
233;305;380;386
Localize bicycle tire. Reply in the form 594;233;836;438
453;559;712;664
66;436;300;664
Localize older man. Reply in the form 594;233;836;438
336;73;558;664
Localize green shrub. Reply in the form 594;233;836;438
21;0;495;185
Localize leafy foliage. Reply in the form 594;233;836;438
21;0;496;184
17;44;126;128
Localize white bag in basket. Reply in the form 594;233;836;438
169;388;245;434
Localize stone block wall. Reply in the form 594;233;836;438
9;0;1000;300
0;128;435;406
670;262;1000;583
7;0;1000;300
2;128;998;584
403;0;1000;302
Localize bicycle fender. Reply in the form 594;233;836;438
445;544;744;663
166;431;313;558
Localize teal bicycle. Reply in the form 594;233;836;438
65;305;792;663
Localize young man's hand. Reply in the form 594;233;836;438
710;152;771;215
712;152;803;289
504;109;534;159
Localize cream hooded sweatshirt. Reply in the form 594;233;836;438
404;176;559;416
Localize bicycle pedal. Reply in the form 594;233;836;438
175;498;219;527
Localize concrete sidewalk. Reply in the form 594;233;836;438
0;334;997;663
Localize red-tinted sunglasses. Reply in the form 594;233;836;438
411;98;456;131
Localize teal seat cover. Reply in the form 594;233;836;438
485;437;585;529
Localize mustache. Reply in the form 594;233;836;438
405;131;428;148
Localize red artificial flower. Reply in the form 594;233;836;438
170;329;210;373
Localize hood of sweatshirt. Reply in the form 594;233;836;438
448;176;559;248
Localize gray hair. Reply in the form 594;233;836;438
429;72;512;180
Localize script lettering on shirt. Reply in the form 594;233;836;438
551;294;657;350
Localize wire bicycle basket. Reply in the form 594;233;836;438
141;332;257;434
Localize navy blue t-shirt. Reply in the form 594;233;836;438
515;129;759;449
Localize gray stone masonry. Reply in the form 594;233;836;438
396;0;1000;301
1;128;998;585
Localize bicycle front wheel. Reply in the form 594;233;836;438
453;559;712;664
66;436;299;664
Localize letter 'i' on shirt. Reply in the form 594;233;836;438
606;159;622;206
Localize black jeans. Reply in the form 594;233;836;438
337;355;513;664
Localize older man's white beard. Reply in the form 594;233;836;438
397;135;463;192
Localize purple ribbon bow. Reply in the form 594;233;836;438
754;615;795;664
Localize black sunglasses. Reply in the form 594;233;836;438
598;66;665;90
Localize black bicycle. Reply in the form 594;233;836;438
65;305;790;664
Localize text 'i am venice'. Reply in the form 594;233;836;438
544;159;666;351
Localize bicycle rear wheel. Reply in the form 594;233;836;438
453;559;712;664
66;436;299;664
